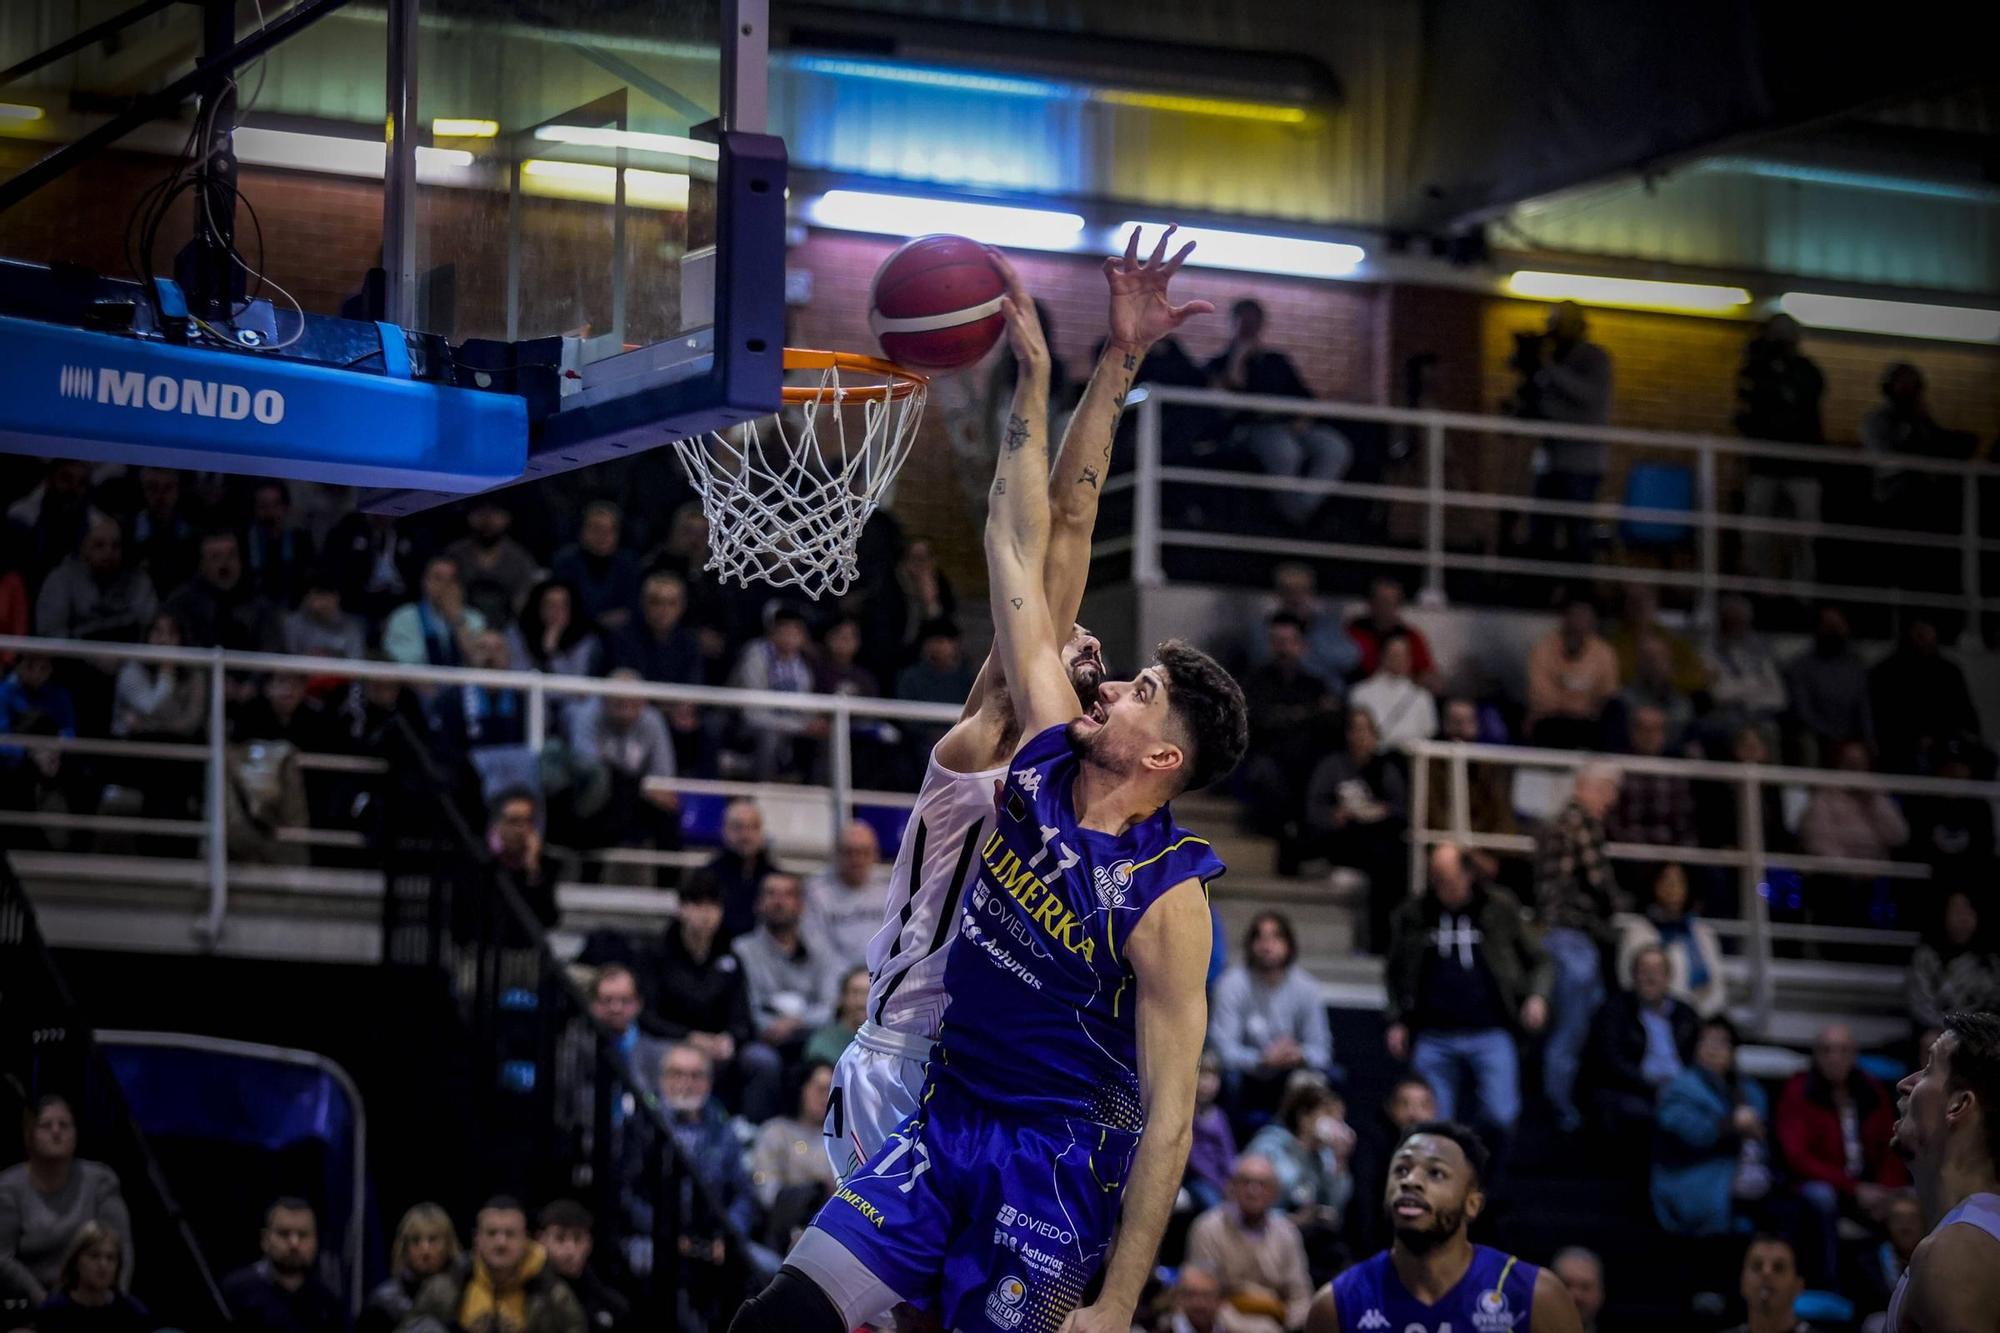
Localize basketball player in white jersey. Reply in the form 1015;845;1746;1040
823;224;1212;1180
1886;1009;2000;1331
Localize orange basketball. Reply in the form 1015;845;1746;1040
869;234;1008;371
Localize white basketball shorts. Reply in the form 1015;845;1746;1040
823;1020;933;1181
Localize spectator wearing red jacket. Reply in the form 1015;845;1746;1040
1775;1021;1908;1283
1344;577;1438;686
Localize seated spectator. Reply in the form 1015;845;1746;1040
1210;912;1338;1118
0;652;81;828
1585;944;1698;1144
125;467;196;596
34;516;155;648
1244;1081;1355;1268
1206;298;1351;531
1187;1051;1238;1214
233;670;337;752
749;1061;837;1219
1606;632;1695;752
382;554;486;668
431;629;528;759
1909;890;2000;1030
733;872;839;1068
243;480;314;605
1551;1246;1605;1333
1870;616;1981;776
515;578;602;678
1652;1017;1773;1238
357;1201;459;1333
163;530;280;651
1785;606;1873;766
1533;764;1621;1134
281;573;366;660
1239;612;1339;867
32;1223;149;1333
1703;595;1788;755
1420;698;1518;872
1606;705;1697;850
219;1198;344;1333
410;1197;584;1333
583;965;669;1118
625;1044;761;1269
731;607;827;781
472;787;560;941
1347;1077;1437;1253
895;617;975;762
1864;363;1973;526
803;966;868;1067
698;797;779;942
1165;1263;1229;1333
558;671;680;856
553;500;643;634
1609;584;1706;697
1864;1196;1924;1327
1345;576;1437;686
113;613;204;740
607;571;701;686
805;820;890;964
320;510;421;626
445;499;542;617
1797;739;1909;864
8;460;103;587
1303;708;1409;954
0;1096;130;1306
811;615;877;699
861;539;955;682
536;1199;630;1333
1526;597;1619;748
1251;563;1361;689
1185;1154;1314;1333
1385;844;1548;1140
1720;1233;1810;1333
1347;633;1437;753
1617;862;1727;1017
1906;736;1996;884
1777;1022;1908;1284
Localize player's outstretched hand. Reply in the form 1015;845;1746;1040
1105;224;1213;354
988;247;1051;381
1058;1302;1131;1333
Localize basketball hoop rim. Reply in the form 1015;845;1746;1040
780;348;928;404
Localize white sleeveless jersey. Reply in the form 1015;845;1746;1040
1888;1190;2000;1332
863;745;1005;1040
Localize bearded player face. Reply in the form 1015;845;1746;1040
1386;1132;1483;1254
1060;624;1105;707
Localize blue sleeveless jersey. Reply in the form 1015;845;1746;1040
1330;1246;1539;1333
932;722;1225;1131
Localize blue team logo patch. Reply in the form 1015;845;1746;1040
984;1275;1029;1329
1092;859;1136;908
1473;1287;1515;1331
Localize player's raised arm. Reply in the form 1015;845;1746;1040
1060;878;1211;1333
984;255;1081;742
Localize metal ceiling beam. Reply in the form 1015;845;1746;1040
0;0;183;88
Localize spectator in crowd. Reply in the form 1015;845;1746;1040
1863;364;1971;526
1420;698;1518;873
1652;1017;1773;1239
32;1223;149;1333
411;1196;584;1333
1249;563;1361;688
804;820;888;965
163;530;279;651
1187;1051;1238;1213
1870;617;1981;776
1735;314;1827;586
34;516;155;649
113;612;204;740
1210;912;1338;1117
1617;862;1728;1017
1347;634;1437;753
126;467;196;596
1703;596;1788;755
281;574;366;660
1509;301;1614;560
560;672;680;855
445;500;542;616
382;554;485;668
319;511;421;626
1534;763;1622;1134
1776;1022;1908;1282
1906;737;1996;885
234;669;336;755
803;965;869;1067
1550;1247;1605;1333
626;1043;761;1265
477;787;560;939
863;539;955;681
358;1201;459;1333
1385;843;1549;1140
8;460;103;586
1909;890;2000;1031
243;481;314;605
553;501;642;634
0;1096;131;1306
732;871;839;1068
1585;944;1698;1143
607;572;701;687
731;607;826;781
536;1199;630;1333
1797;738;1909;865
1303;708;1409;953
585;965;669;1111
1720;1233;1811;1333
0;652;79;822
895;618;976;759
1610;585;1706;698
811;616;877;701
1240;612;1340;866
1165;1263;1228;1333
698;798;779;941
219;1197;344;1333
1345;578;1438;686
749;1061;837;1217
1526;598;1619;748
1185;1154;1315;1333
430;629;527;761
1865;1196;1924;1326
1243;1082;1355;1266
514;579;601;678
1206;298;1352;531
1348;1077;1438;1253
1607;634;1695;753
1786;605;1873;765
0;545;26;653
1606;705;1698;850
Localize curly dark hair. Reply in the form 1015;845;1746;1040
1156;639;1248;794
1943;1009;2000;1170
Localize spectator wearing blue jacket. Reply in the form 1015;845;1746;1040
1652;1015;1773;1238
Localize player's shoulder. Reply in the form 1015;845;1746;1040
1906;1216;2000;1327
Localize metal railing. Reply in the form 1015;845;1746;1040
1119;386;1999;635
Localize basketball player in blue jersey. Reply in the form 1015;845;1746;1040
1885;1009;2000;1331
732;248;1247;1333
1309;1122;1580;1333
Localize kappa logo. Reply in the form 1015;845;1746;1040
1355;1310;1389;1331
1012;766;1042;797
1092;858;1135;908
58;364;286;424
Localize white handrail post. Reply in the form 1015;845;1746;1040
1423;420;1446;606
1739;770;1773;1034
200;650;227;948
1962;475;1983;648
828;700;853;844
1134;390;1165;588
1406;743;1429;920
1696;445;1720;631
527;678;547;752
1449;746;1470;837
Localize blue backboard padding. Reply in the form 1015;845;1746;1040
0;315;526;489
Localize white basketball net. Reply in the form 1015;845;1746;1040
670;351;928;599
